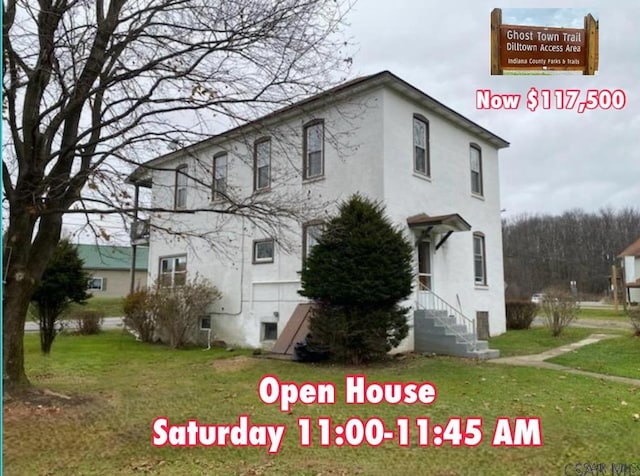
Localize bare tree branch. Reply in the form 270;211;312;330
2;0;354;387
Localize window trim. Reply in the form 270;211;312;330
261;322;278;341
252;238;275;264
159;254;187;287
473;232;487;286
174;165;188;209
303;119;325;180
87;277;104;291
200;316;212;330
302;220;324;264
212;151;228;202
413;114;430;177
470;143;483;196
253;137;271;191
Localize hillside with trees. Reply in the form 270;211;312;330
502;208;640;299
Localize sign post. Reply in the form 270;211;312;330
491;8;599;75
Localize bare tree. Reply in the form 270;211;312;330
503;208;640;300
2;0;353;388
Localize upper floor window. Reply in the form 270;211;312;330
254;138;271;191
470;144;483;196
473;233;487;286
413;115;430;176
303;120;324;179
212;152;227;201
160;255;187;287
175;165;188;209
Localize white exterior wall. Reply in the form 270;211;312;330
622;256;640;303
380;89;506;346
145;80;507;349
147;88;387;348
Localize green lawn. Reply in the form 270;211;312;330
489;327;595;356
4;331;640;475
62;296;124;318
547;334;640;379
577;308;628;320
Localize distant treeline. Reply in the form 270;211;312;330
502;208;640;298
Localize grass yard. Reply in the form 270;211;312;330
489;327;595;357
577;307;629;320
3;331;640;475
547;334;640;379
63;296;124;318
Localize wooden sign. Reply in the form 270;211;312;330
491;9;599;75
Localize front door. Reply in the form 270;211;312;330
417;240;434;308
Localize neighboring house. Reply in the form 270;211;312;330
618;237;640;304
77;244;149;298
129;71;509;357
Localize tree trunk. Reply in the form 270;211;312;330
3;280;34;388
39;309;57;355
3;206;63;389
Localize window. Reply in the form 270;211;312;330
253;239;275;264
413;115;430;176
303;120;324;179
212;152;227;201
254;138;271;191
175;165;188;208
473;233;487;285
417;241;432;290
87;277;105;291
262;322;278;341
159;255;187;287
302;222;324;261
470;144;483;195
200;317;212;330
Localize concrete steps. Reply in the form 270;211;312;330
414;309;500;360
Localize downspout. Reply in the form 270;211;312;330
129;183;140;294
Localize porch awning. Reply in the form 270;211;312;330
626;279;640;289
407;213;472;234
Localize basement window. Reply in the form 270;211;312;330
200;317;211;330
261;322;278;341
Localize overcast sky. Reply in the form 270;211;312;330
64;0;639;244
345;1;639;219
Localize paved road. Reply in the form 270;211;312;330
532;316;632;330
578;301;615;309
25;316;125;332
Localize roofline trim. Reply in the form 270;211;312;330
129;71;510;182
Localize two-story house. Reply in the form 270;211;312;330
129;71;510;358
619;237;640;305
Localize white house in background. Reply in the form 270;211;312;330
619;237;640;304
129;71;510;358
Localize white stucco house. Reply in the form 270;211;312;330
619;237;640;304
129;71;510;358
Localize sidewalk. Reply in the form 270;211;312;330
532;316;631;330
24;316;124;332
489;333;640;387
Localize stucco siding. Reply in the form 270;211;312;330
144;75;508;349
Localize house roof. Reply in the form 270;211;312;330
77;244;149;271
618;237;640;258
407;213;472;233
128;71;510;185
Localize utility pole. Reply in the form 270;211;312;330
611;265;618;312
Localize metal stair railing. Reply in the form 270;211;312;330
416;284;477;351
